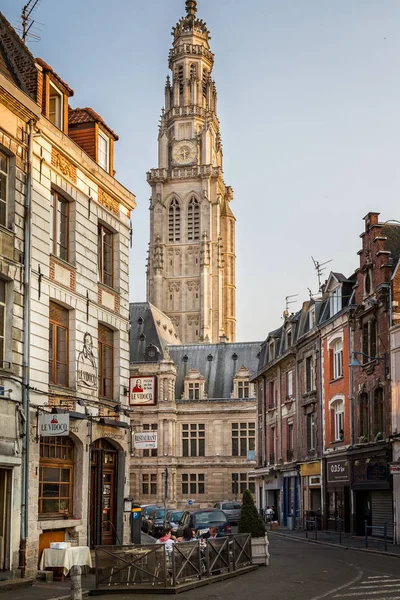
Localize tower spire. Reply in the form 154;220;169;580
186;1;197;18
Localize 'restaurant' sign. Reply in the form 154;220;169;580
40;413;70;437
327;459;349;483
133;432;158;450
129;376;156;405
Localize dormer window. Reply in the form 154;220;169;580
308;306;316;329
98;131;110;171
49;82;63;129
232;366;254;399
183;368;206;400
269;340;275;360
330;287;342;316
286;329;292;348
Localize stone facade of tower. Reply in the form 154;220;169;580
147;0;236;344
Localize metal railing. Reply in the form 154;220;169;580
95;534;253;591
305;517;318;540
365;521;388;551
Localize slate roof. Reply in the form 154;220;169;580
130;303;181;363
68;106;119;140
169;342;262;400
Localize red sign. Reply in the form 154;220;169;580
390;464;400;475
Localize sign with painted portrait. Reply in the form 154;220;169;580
77;332;97;391
40;413;69;437
129;376;156;406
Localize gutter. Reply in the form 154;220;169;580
19;119;34;577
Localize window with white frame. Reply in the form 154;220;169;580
0;151;8;227
183;369;205;400
49;82;63;129
287;370;294;399
305;356;315;392
308;306;315;329
333;340;343;380
98;131;109;171
188;382;200;400
330;287;342;316
334;401;344;441
306;412;317;451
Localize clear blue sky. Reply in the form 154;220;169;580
3;0;400;341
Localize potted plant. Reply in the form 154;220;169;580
238;489;269;566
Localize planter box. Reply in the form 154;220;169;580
251;533;270;566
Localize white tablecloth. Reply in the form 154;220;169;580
39;546;92;576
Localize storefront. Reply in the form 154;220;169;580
300;462;321;527
264;473;282;521
282;469;299;527
325;456;350;532
349;446;393;538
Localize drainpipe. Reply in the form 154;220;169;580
19;120;34;577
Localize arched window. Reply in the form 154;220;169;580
373;387;384;436
39;436;74;516
178;65;184;96
359;392;369;440
169;198;181;242
202;69;209;98
187;197;200;241
330;399;344;442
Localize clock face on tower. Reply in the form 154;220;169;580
172;140;197;166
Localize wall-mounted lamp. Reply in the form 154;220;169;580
349;351;388;377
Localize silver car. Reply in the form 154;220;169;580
213;501;241;524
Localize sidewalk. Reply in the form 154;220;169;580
269;525;400;557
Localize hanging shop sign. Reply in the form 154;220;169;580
133;431;158;450
40;413;70;437
129;376;156;405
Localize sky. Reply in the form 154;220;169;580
2;0;400;341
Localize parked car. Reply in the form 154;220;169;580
213;501;242;524
177;509;231;538
147;507;168;538
165;510;184;534
141;504;160;532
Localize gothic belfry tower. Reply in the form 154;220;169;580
147;0;236;344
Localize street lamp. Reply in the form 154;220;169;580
349;351;388;378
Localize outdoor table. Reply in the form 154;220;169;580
39;545;92;576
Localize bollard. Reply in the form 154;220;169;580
70;565;83;600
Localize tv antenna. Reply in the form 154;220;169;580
311;256;332;291
20;0;42;44
283;294;298;318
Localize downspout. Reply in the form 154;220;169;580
19;119;34;577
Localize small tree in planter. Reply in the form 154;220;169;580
238;489;269;566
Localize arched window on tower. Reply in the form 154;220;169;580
169;198;181;242
188;197;200;241
202;69;209;98
178;65;184;101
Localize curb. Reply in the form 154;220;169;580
49;591;90;600
269;531;400;559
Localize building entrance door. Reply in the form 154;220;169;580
90;439;117;547
0;469;11;570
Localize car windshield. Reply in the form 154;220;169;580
170;512;183;522
154;509;165;518
194;510;227;525
144;507;156;516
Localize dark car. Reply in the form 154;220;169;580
213;501;241;525
147;508;168;538
141;504;160;532
165;510;184;534
177;509;231;538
